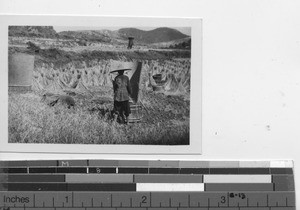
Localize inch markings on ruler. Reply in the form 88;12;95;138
0;160;296;210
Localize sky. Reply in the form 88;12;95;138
53;26;191;36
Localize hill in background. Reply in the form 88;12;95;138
9;26;58;38
9;26;190;45
58;30;117;43
118;27;189;44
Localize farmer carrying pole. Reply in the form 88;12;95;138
110;68;132;124
127;37;134;49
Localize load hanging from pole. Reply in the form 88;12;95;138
9;53;34;91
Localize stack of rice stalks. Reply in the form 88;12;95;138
32;59;136;96
144;59;191;96
32;57;190;102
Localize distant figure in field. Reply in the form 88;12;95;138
111;69;132;124
127;37;134;49
42;93;75;109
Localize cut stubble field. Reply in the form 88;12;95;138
8;89;190;145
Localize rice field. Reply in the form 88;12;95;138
8;87;190;145
9;38;191;145
32;59;190;93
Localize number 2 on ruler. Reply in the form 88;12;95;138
141;195;147;204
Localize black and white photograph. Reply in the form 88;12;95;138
1;15;202;154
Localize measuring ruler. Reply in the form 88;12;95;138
0;160;295;210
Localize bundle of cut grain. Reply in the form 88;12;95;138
91;74;98;86
75;78;92;96
69;78;79;89
58;77;69;89
182;74;190;91
60;73;71;85
42;76;50;87
172;81;187;95
46;78;64;92
164;74;179;92
104;73;112;87
32;78;44;91
98;73;105;86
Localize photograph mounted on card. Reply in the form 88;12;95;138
0;15;202;154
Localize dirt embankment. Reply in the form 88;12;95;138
9;46;191;68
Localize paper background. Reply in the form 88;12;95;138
1;0;300;205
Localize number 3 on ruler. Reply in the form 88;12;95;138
220;196;226;204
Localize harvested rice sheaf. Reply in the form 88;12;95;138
33;59;190;98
